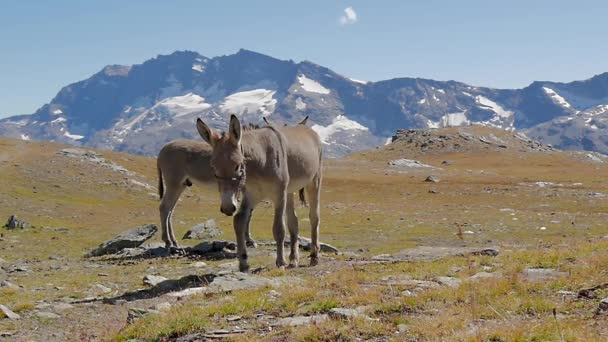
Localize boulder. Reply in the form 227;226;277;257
3;215;28;229
424;175;440;183
598;297;608;314
0;304;20;320
143;275;168;287
182;219;222;240
272;314;328;327
85;224;158;257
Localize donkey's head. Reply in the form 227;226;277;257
196;115;246;216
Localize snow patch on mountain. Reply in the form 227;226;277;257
52;109;63;115
476;96;514;119
542;87;572;109
219;89;277;117
161;94;211;117
311;115;369;144
439;112;469;127
192;64;204;72
350;78;369;85
63;131;84;140
20;134;30;141
297;75;330;94
295;97;306;110
51;117;67;124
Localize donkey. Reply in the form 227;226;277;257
157;139;258;251
196;115;322;272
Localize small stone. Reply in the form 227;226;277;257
127;307;160;324
398;323;408;333
435;276;462;289
523;268;567;281
599;297;608;313
329;308;377;321
227;315;242;321
183;219;222;240
0;304;20;320
272;314;328;327
470;272;502;280
424;175;439;183
85;224;158;257
143;275;168;287
0;281;21;290
36;311;60;319
152;302;172;312
53;303;74;311
192;261;208;268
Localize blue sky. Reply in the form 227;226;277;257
1;0;607;117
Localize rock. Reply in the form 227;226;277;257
371;246;499;263
599;297;608;314
424;175;439;183
127;307;160;324
388;159;436;168
152;302;172;312
284;236;339;253
435;276;462;289
53;303;74;311
166;287;207;298
182;219;222;240
143;275;168;287
36;311;60;319
0;304;20;320
523;268;567;281
191;261;208;268
0;281;21;290
226;315;242;321
3;215;28;229
470;272;502;280
398;323;409;333
272;314;328;327
378;275;440;289
85;224;158;257
329;308;377;321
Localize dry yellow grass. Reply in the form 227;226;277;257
0;130;607;341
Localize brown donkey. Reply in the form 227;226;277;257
157;139;257;251
196;115;322;272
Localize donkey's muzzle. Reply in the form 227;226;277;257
220;203;236;216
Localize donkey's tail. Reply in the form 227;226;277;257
157;166;164;199
298;188;307;207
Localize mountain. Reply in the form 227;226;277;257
1;49;608;157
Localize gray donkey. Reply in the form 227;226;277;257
196;115;322;272
157;139;258;251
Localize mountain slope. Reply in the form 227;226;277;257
2;49;608;156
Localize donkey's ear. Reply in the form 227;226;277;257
263;117;272;126
228;114;242;145
196;118;218;146
298;116;309;125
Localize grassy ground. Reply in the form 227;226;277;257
0;132;607;341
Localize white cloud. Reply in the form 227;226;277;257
339;7;358;25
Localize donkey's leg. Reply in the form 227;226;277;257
234;197;254;272
273;190;288;269
286;193;300;268
306;175;321;266
159;182;186;250
244;208;257;248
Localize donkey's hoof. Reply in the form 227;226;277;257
288;263;298;269
246;240;258;248
310;257;319;267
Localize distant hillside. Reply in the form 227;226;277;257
1;49;608;156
